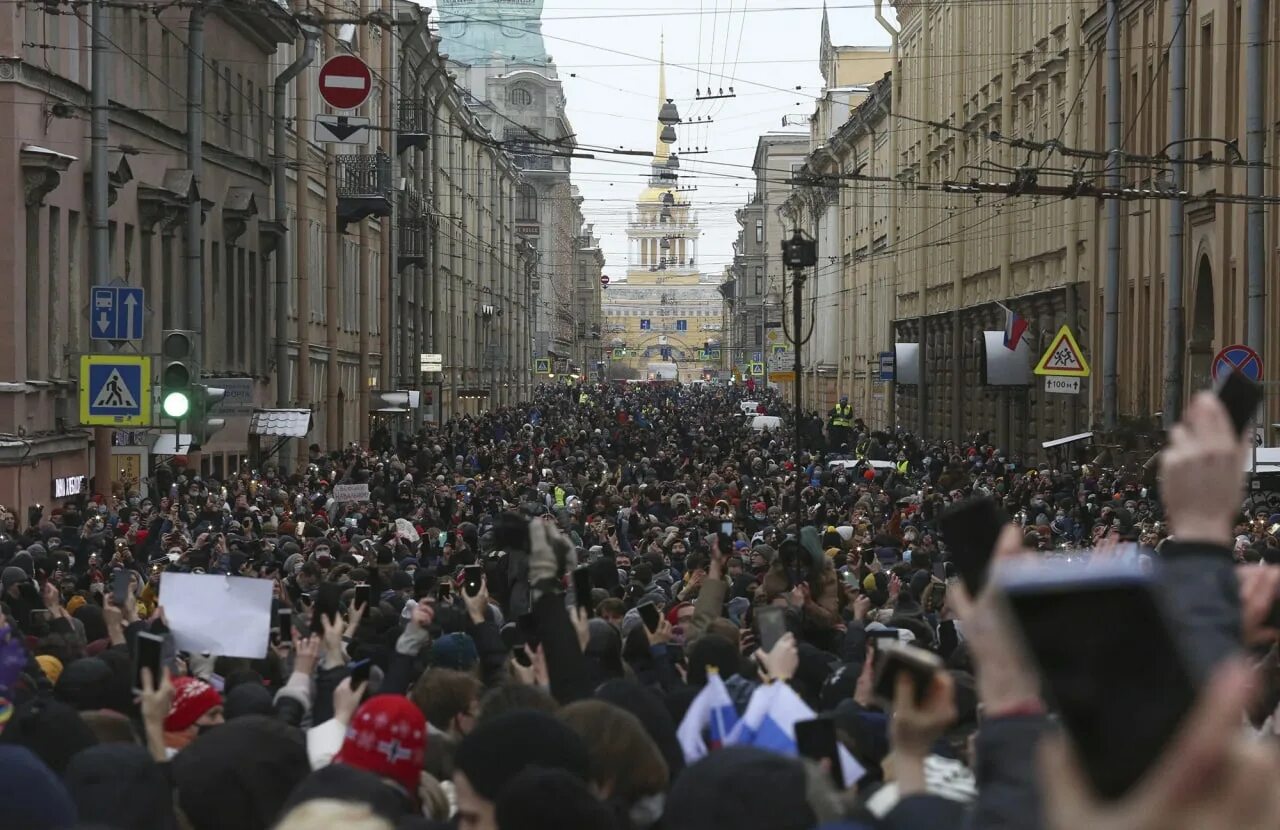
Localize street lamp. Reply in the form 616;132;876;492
658;98;681;126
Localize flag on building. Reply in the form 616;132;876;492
1003;306;1028;351
725;681;865;787
675;670;739;764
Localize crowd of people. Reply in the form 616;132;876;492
1;379;1278;830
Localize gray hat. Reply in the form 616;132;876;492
2;566;29;590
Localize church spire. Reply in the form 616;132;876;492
655;34;670;161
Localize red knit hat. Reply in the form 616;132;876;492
164;676;223;732
334;695;427;796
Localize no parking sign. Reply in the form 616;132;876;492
1212;344;1263;383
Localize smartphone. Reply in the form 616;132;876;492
296;521;306;538
463;565;485;599
999;558;1197;801
937;497;1007;595
720;520;734;536
637;600;661;634
133;630;165;695
436;578;453;602
873;640;944;706
349;658;372;688
310;582;342;635
111;569;133;607
438;531;449;548
571;566;592;612
1215;368;1264;437
517;612;541;650
354;583;372;610
275;606;293;643
755;606;787;653
28;608;53;627
794;716;844;788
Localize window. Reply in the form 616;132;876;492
755;219;763;243
676;319;687;331
754;266;763;295
516;185;538;221
509;86;533;106
1199;21;1213;143
640;319;651;330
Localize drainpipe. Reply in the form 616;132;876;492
1103;0;1121;431
186;3;208;339
1162;0;1187;428
1245;0;1265;356
273;27;319;407
873;0;902;432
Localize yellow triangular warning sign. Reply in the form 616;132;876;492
1034;326;1091;377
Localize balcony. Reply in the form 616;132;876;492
336;152;391;232
398;191;428;271
398;100;429;155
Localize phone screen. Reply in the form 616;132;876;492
1215;369;1264;437
720;520;734;536
310;583;342;635
937;497;1006;595
517;612;541;650
571;566;592;611
794;717;843;788
349;658;372;688
275;607;293;642
637;601;660;633
1003;563;1197;801
437;579;452;602
755;606;787;653
354;583;371;610
873;641;942;705
133;631;165;694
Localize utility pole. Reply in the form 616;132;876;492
1245;0;1265;355
1163;0;1187;428
90;0;112;499
782;229;817;526
1102;0;1121;431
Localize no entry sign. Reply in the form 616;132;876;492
1212;343;1263;383
318;55;372;111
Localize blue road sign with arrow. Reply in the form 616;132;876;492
91;286;144;341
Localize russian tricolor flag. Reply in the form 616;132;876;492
726;681;866;787
676;670;739;763
1003;306;1028;351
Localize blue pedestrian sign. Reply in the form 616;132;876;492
79;355;151;426
91;286;145;341
878;351;896;382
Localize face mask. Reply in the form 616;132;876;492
196;722;220;736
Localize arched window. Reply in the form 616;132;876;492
516;184;538;221
509;86;533;107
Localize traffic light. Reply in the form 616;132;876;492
189;384;226;449
160;330;197;420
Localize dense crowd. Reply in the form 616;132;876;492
1;380;1278;830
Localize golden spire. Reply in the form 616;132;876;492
655;33;670;162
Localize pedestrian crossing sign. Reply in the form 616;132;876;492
1033;326;1091;377
79;355;151;426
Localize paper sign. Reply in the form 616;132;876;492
333;483;370;503
395;518;420;543
159;573;274;658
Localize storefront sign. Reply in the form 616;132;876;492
53;475;86;499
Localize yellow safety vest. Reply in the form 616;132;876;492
897;459;909;474
579;393;590;405
554;486;567;507
831;405;853;429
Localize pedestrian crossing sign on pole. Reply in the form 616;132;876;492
79;355;151;426
1033;325;1091;377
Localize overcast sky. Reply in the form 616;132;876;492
422;1;894;280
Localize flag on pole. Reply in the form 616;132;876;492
1003;306;1028;351
675;670;739;764
725;681;866;787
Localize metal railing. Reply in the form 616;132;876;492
398;99;427;133
336;152;391;199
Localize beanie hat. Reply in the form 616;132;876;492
0;745;77;830
333;694;427;797
165;677;223;732
35;655;64;685
64;595;87;616
1;566;28;590
0;697;98;775
430;632;479;672
454;711;590;802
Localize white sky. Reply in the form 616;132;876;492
422;0;893;280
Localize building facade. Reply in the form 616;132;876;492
0;0;532;513
604;57;724;382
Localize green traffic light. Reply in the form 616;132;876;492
163;391;191;419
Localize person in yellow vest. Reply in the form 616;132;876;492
579;391;590;406
554;484;567;508
828;395;854;450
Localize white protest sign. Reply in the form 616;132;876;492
395;518;420;543
333;483;371;503
159;573;274;658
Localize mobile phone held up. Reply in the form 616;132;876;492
133;631;165;695
571;566;592;613
463;565;485;599
998;558;1198;801
873;640;943;706
1214;368;1264;437
936;496;1007;596
794;716;844;788
637;601;661;634
755;606;787;653
354;583;371;611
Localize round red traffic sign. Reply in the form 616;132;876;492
318;55;372;111
1212;343;1263;383
600;274;610;286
